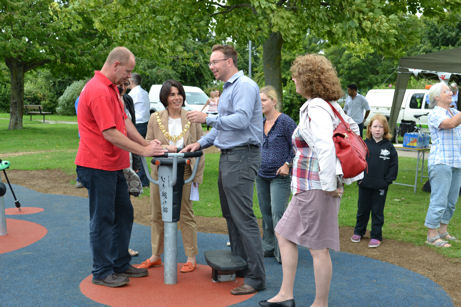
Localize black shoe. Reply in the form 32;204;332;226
92;273;129;287
259;299;295;307
118;265;148;278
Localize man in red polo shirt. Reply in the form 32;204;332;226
76;46;165;288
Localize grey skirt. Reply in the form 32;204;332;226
275;189;340;251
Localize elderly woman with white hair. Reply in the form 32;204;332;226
425;82;461;248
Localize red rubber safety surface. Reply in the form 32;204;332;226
80;264;256;307
0;218;47;253
5;207;44;215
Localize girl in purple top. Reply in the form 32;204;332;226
256;85;297;263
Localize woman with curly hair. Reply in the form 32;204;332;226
259;54;360;307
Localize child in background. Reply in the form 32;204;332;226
351;114;398;248
207;90;220;114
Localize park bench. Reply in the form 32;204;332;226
24;105;51;122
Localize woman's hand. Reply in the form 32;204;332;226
276;164;290;176
326;186;344;198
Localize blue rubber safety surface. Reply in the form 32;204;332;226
0;185;453;307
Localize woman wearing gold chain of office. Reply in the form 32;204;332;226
138;79;205;273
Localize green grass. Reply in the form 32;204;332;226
1;122;460;258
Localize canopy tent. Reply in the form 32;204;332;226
389;47;461;133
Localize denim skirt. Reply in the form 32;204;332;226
275;189;340;251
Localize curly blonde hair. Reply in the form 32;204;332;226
366;114;393;141
290;54;343;101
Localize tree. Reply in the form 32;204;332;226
0;1;109;129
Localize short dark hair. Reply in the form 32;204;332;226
347;84;358;91
159;79;186;108
131;73;141;85
212;44;238;67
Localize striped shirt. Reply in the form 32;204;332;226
428;106;461;168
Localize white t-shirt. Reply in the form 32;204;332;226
344;93;370;124
128;85;150;124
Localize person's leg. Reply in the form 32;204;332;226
135;122;149;186
178;166;198;264
220;148;265;290
256;175;274;256
358;122;364;138
112;170;134;273
440;167;461;228
150;174;164;261
354;187;372;237
310;248;332;307
425;164;452;245
265;233;297;302
370;187;387;241
77;166;118;280
270;175;292;262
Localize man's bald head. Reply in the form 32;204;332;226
105;47;135;66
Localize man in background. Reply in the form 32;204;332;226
344;83;370;137
128;73;151;186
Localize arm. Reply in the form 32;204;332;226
385;145;399;184
363;110;370;122
102;127;165;157
439;112;461;129
125;118;149;146
207;81;258;131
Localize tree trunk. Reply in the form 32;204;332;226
5;58;24;130
263;32;283;109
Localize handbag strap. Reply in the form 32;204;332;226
325;100;351;131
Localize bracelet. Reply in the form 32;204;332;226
285;162;292;167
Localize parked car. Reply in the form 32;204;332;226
364;89;432;135
148;84;209;113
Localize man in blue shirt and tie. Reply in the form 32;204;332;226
184;44;265;295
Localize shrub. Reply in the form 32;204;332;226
56;80;86;115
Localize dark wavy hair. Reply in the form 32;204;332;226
290;54;343;101
159;79;186;108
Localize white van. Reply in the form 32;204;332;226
364;89;433;134
148;84;209;113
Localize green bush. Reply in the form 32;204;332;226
56;80;86;115
0;83;10;112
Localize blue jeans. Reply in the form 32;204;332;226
77;166;134;279
424;164;461;229
256;175;291;262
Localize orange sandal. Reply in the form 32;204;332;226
180;262;196;273
136;258;162;269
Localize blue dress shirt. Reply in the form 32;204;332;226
199;71;263;149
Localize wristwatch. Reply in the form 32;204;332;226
285;161;292;168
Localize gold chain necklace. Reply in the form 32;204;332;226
154;112;191;142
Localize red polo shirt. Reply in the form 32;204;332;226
75;71;130;171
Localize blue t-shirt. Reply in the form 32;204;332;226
258;113;297;178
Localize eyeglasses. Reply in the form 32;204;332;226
443;89;453;94
208;58;228;67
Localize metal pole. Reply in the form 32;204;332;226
0;177;7;236
248;40;252;78
164;222;177;284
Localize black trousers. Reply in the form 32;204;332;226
354;186;388;241
218;146;265;290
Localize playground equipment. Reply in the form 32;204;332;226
0;159;21;236
142;151;202;285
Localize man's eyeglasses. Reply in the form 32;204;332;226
208;58;228;67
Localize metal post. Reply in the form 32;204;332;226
248;40;252;78
163;222;177;284
0;177;7;236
